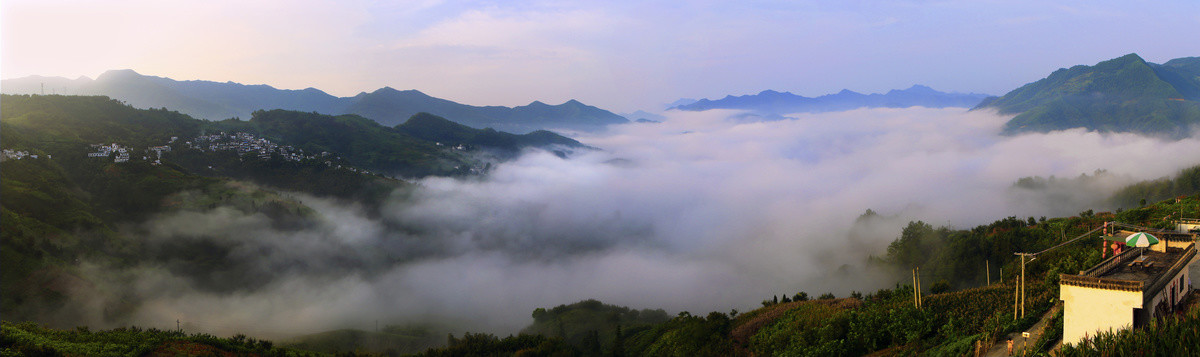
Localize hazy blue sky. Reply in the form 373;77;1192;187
3;0;1199;112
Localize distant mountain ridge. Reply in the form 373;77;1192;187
976;53;1200;138
1;70;629;134
670;85;990;116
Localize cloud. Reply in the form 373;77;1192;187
69;107;1200;338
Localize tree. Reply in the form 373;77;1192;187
581;330;600;357
610;325;624;357
930;280;951;294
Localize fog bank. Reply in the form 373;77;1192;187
93;107;1200;337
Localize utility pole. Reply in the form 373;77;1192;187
176;319;180;331
913;268;919;308
1015;253;1036;318
917;267;923;309
986;260;990;286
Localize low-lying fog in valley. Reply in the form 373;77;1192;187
78;107;1200;338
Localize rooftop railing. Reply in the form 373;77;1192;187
1081;246;1144;277
1059;274;1144;291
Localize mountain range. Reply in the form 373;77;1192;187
1;70;629;134
976;53;1200;138
669;85;991;117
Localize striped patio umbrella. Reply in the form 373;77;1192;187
1125;232;1159;247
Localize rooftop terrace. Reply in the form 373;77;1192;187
1060;242;1195;294
1099;249;1185;282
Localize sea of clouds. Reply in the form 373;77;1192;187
78;107;1200;338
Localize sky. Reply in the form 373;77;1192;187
3;0;1199;112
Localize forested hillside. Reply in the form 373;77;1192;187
0;94;578;329
978;54;1200;137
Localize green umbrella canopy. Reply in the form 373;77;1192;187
1125;232;1160;247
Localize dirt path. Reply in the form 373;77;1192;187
981;302;1061;357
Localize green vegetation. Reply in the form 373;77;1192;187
978;54;1200;138
396;112;586;158
285;325;445;356
1058;302;1200;356
0;321;315;357
225;109;463;177
209;109;585;178
1110;164;1200;209
523;299;670;355
1;94;202;150
412;333;575;357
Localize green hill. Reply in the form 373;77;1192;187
228;109;464;178
521;299;670;353
395;112;588;157
978;54;1200;137
218;110;586;177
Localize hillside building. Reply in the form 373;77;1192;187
1059;229;1197;346
1179;218;1200;234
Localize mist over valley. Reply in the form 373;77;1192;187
23;105;1200;342
5;1;1200;354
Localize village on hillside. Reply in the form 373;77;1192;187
78;132;374;175
0;149;46;161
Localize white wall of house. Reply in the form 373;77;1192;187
1060;285;1142;346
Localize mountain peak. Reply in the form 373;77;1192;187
96;69;143;81
981;53;1199;137
1093;53;1149;71
370;87;429;98
399;112;466;129
1115;53;1145;62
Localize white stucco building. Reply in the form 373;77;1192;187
1059;230;1196;346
